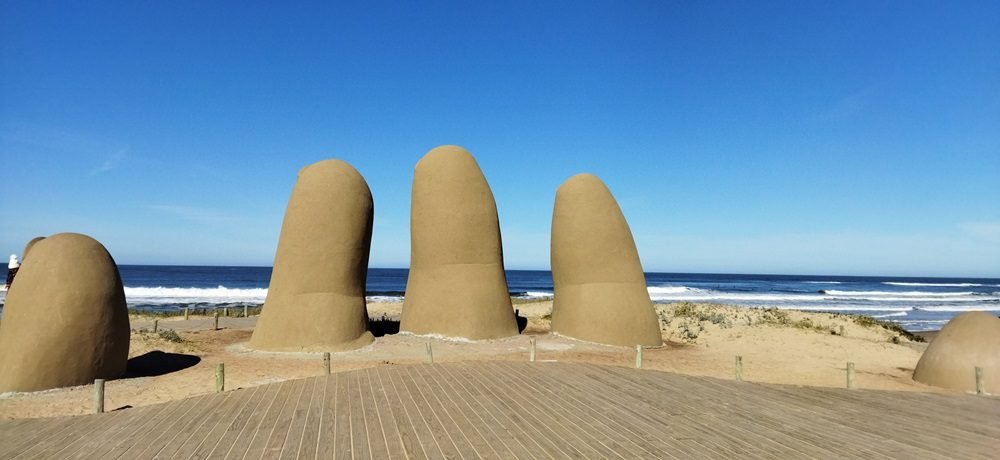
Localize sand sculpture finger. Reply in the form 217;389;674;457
0;233;130;392
913;311;1000;393
550;174;662;347
249;159;375;351
22;236;45;260
401;145;518;339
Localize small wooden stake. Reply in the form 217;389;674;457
425;341;434;364
184;307;189;320
214;311;220;331
735;355;743;382
976;366;984;395
244;305;248;317
839;325;845;337
635;344;643;369
529;337;536;362
94;379;105;414
324;352;331;375
847;362;856;389
224;307;229;317
216;363;225;392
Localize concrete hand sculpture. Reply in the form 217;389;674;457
401;145;518;339
550;174;662;347
0;233;130;392
250;159;375;351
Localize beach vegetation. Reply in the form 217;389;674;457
670;302;733;328
853;315;924;342
157;329;184;343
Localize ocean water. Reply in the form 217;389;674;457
1;266;998;332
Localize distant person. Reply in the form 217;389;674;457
6;254;19;290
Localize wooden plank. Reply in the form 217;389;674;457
184;386;264;459
256;377;309;459
151;392;237;458
4;362;1000;459
399;365;480;459
242;378;303;459
382;364;443;459
217;379;289;459
394;363;467;459
451;363;561;458
278;376;320;460
81;395;192;459
491;361;647;459
333;371;354;460
315;374;341;460
464;362;596;459
347;368;372;460
356;367;390;460
409;364;504;459
362;367;405;459
126;394;223;458
373;365;428;460
418;363;517;459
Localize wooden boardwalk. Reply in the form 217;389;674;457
0;361;997;459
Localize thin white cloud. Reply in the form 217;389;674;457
91;147;129;174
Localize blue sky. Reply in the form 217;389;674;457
2;1;998;277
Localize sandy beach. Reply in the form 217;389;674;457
0;301;939;419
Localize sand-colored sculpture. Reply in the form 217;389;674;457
249;159;375;351
550;174;662;347
401;145;518;339
0;233;130;392
22;236;45;260
913;311;1000;393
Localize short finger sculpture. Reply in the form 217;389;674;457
550;174;662;347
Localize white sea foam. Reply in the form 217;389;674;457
124;286;268;304
882;282;990;287
820;290;976;297
783;306;912;312
872;312;908;318
518;291;554;299
366;295;404;303
915;306;1000;312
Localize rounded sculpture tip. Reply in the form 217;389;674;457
913;311;1000;393
22;236;46;260
0;232;130;392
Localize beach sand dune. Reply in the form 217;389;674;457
0;301;934;419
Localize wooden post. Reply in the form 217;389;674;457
324;352;331;375
94;379;105;414
244;305;248;318
214;311;220;331
976;366;984;395
224;307;229;317
635;344;643;369
216;363;225;392
735;355;743;382
529;337;536;362
425;341;433;364
184;307;189;320
847;362;856;389
839;325;845;337
153;319;158;333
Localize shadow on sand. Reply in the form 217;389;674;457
369;310;528;337
126;351;201;378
